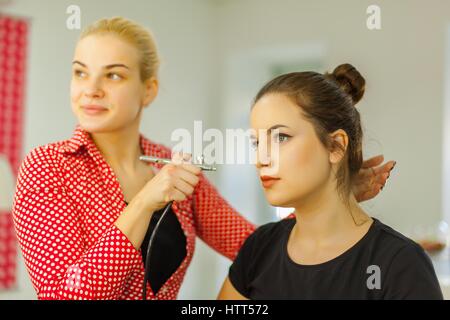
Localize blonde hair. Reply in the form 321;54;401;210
79;17;160;81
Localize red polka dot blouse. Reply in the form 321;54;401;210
12;126;256;300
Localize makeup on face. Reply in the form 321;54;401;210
260;175;281;188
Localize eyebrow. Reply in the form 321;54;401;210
267;124;289;132
72;61;130;70
250;124;290;139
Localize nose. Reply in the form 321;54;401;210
255;143;272;169
84;78;105;99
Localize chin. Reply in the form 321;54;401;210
264;191;295;208
77;114;116;132
78;120;113;134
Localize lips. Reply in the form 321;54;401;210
260;176;281;188
81;104;108;115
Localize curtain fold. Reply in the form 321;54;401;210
0;14;28;290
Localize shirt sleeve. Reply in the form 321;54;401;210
383;243;444;300
192;172;256;260
227;228;260;298
12;147;142;300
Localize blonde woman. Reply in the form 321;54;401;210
13;18;394;300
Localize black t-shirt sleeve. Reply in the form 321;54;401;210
228;228;260;298
383;243;443;300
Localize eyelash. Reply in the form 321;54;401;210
74;69;87;78
250;133;291;149
106;72;123;80
274;133;291;143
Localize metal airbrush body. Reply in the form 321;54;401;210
139;155;216;171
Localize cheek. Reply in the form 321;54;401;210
70;82;83;116
112;84;143;111
281;135;330;188
70;81;82;103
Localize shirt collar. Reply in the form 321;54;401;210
60;125;170;160
61;125;91;154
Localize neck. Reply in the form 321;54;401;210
291;178;370;245
91;121;143;172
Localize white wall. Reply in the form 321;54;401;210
444;25;450;229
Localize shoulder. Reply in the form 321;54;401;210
231;217;293;270
370;219;439;281
371;220;443;299
254;217;294;239
241;217;294;253
371;218;426;258
23;141;68;165
16;141;69;196
20;140;71;173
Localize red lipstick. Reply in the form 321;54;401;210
260;176;280;188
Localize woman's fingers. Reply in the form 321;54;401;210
180;163;201;175
372;160;396;176
139;157;202;210
355;159;396;184
371;161;396;188
374;172;390;186
170;188;187;202
361;154;384;169
171;151;185;164
171;152;201;175
173;178;194;196
355;170;390;194
353;159;396;202
171;151;194;164
176;168;200;187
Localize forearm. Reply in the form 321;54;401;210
36;225;142;300
114;195;156;250
14;197;143;300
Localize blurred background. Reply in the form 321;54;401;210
1;0;450;299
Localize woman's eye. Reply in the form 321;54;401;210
74;70;87;78
107;73;122;80
273;133;291;143
250;139;259;150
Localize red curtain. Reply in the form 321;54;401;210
0;15;28;290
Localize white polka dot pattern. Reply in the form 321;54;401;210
0;15;28;290
12;126;256;299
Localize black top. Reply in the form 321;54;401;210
229;217;443;300
124;201;187;294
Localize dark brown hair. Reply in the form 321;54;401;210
253;63;366;197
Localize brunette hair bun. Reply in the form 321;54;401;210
329;63;365;105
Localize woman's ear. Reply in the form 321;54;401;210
142;77;159;107
329;129;349;164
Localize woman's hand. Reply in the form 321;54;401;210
353;155;396;202
115;152;200;250
137;152;201;212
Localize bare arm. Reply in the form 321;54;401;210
217;277;249;300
